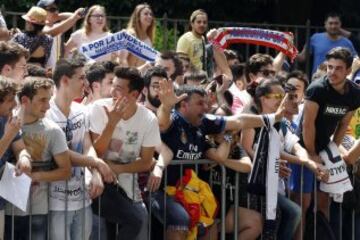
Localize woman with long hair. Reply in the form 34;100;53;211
119;3;156;67
65;5;115;62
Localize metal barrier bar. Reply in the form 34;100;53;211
5;157;360;240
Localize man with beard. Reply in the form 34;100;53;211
151;79;285;240
297;12;358;75
143;66;167;112
176;9;231;80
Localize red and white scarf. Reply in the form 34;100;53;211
212;27;298;62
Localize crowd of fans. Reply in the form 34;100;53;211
0;1;360;240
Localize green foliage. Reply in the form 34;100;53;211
154;21;178;51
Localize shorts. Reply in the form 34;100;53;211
289;163;315;193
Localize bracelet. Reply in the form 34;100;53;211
223;134;233;143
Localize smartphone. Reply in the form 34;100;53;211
213;75;223;85
80;7;89;17
284;83;297;101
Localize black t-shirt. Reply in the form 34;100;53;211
299;76;360;153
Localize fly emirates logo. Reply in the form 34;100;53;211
176;144;202;160
324;105;348;116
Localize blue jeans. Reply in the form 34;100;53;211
277;194;301;240
150;191;190;231
50;206;92;240
330;201;360;240
90;213;107;240
4;214;47;240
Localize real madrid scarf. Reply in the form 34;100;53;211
79;30;159;62
247;114;280;220
212;27;298;62
319;141;353;202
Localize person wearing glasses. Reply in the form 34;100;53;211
65;5;115;62
241;78;327;240
0;41;29;84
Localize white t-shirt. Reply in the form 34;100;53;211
229;85;252;115
89;98;161;201
46;99;91;211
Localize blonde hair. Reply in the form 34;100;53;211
126;3;155;42
83;5;109;35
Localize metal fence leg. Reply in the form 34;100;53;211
314;176;317;240
234;172;239;240
163;169;167;239
220;166;226;240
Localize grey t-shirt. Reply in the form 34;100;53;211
6;118;68;216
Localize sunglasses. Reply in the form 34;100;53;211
65;119;74;145
259;69;276;77
265;93;285;100
46;7;59;13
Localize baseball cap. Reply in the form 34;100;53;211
37;0;58;8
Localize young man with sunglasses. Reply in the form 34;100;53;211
46;54;114;240
5;77;71;240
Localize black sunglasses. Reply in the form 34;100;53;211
65;119;74;144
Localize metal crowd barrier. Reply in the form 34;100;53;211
3;159;360;240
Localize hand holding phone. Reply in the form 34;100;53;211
80;7;89;18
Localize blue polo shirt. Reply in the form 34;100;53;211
0;116;21;210
161;111;225;186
